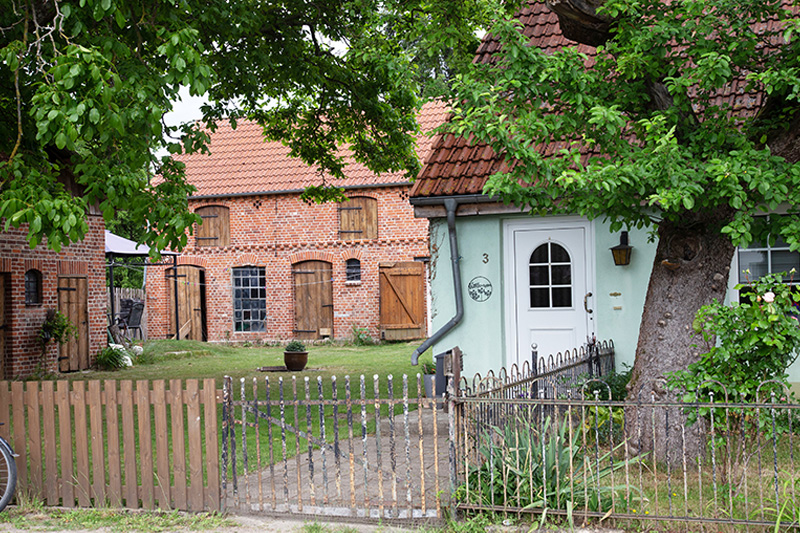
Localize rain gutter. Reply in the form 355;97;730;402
190;181;411;200
411;198;464;365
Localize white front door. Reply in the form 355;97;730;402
506;219;595;368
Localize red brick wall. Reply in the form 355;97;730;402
0;216;106;378
146;186;429;342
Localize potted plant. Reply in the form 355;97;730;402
283;340;308;371
421;358;436;398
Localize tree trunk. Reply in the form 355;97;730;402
626;208;735;463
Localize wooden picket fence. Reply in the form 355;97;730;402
0;379;220;511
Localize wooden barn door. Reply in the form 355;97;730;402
58;276;89;372
379;262;425;340
0;275;7;379
293;261;333;340
167;266;207;341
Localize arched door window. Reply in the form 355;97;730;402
529;242;572;308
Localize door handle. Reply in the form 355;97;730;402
583;292;593;314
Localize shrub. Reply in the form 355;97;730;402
580;363;632;402
285;340;306;352
96;346;127;371
668;271;800;403
667;271;800;462
39;309;77;347
567;365;631;446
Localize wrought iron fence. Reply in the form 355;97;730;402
463;339;615;399
219;347;800;529
452;378;800;529
221;374;446;520
459;340;615;431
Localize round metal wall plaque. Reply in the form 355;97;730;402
468;276;493;302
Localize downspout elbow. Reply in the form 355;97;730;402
412;198;464;365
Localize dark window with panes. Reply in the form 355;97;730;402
232;267;267;332
528;242;572;308
738;216;800;300
25;269;42;305
345;259;361;282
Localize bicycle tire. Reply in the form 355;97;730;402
0;440;17;512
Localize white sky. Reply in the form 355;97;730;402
164;86;207;128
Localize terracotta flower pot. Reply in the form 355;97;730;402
284;351;308;371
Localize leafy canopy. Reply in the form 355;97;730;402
0;0;509;252
447;0;800;247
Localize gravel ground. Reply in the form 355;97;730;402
0;507;628;532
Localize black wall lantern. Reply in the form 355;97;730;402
611;231;633;266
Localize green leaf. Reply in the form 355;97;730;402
55;132;67;149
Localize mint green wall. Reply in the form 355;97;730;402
426;213;656;378
427;216;507;378
593;225;657;371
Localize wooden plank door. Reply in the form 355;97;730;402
292;261;333;340
58;276;89;372
0;275;6;379
379;262;425;341
167;266;207;341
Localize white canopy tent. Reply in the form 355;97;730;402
105;231;180;339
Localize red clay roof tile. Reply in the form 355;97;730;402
178;101;449;197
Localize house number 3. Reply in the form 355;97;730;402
482;253;489;264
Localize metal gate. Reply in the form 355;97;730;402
220;373;449;521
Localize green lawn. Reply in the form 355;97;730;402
63;339;433;385
50;340;437;475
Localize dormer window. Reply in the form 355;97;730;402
338;197;377;240
195;205;230;247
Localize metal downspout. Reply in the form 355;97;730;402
412;198;464;365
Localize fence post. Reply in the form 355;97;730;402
447;373;457;522
221;376;230;511
531;343;539;400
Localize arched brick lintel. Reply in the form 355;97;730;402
177;256;208;268
232;253;262;267
290;250;337;265
340;249;363;262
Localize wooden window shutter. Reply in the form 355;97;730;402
195;205;230;247
338;197;377;240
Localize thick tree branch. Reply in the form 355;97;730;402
545;0;613;46
759;95;800;164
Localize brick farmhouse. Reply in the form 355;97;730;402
146;101;448;344
0;211;106;379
